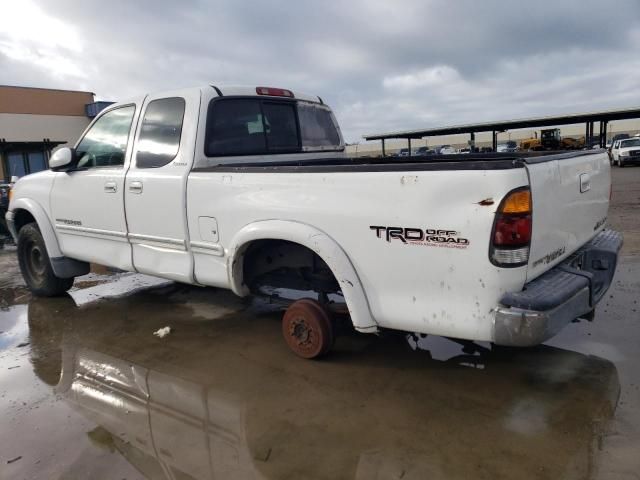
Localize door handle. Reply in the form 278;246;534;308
104;181;117;193
129;181;143;194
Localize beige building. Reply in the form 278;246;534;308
0;86;108;182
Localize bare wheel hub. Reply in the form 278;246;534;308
282;299;334;359
290;318;313;345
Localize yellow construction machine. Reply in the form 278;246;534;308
520;129;585;151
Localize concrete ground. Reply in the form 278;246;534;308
0;167;638;480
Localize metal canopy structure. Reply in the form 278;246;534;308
363;106;640;155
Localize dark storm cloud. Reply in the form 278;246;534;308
2;0;640;141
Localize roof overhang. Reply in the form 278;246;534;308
363;106;640;141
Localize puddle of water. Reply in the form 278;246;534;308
1;249;635;478
0;287;621;480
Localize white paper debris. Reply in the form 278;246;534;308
153;326;172;338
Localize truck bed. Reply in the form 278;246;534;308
193;149;604;172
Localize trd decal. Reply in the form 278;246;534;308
55;218;82;226
370;226;470;249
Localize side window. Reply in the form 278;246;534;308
136;97;186;168
297;102;342;149
76;105;135;169
205;99;300;156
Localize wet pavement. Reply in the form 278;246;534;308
0;167;639;480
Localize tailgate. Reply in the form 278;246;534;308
525;151;610;281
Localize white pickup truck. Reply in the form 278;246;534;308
6;85;622;358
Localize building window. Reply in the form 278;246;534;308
27;152;46;172
7;152;26;178
1;149;50;182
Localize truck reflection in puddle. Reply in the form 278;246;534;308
27;287;620;480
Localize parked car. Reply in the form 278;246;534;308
436;145;456;154
396;148;410;157
414;146;435;156
611;137;640;167
611;133;630;143
457;147;471;154
6;84;622;358
609;139;621;163
496;141;518;153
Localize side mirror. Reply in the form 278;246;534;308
10;175;19;184
49;147;76;171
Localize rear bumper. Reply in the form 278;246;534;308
493;229;623;346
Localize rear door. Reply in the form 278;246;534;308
525;151;610;281
124;88;200;283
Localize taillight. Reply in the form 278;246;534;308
490;187;532;267
256;87;294;98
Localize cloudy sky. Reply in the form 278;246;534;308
1;0;640;142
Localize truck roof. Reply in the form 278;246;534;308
213;85;323;104
109;85;325;111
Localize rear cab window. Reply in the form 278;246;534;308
204;97;343;159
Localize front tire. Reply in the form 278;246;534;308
17;223;74;296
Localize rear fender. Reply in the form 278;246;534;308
227;220;378;333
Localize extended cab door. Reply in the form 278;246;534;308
124;89;200;283
50;103;141;270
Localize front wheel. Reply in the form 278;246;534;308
17;223;74;296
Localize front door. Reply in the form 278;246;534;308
50;103;140;270
124;89;200;283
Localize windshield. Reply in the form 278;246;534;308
620;138;640;148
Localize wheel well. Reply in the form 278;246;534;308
242;239;341;298
13;209;36;232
